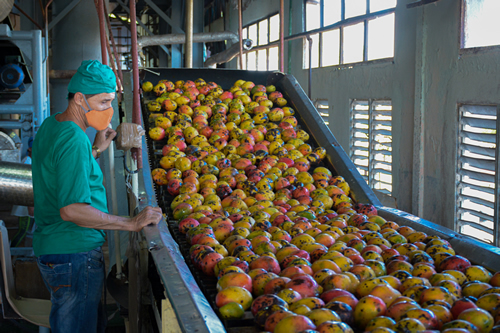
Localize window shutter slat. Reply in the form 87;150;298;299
351;99;392;194
460;143;496;158
458;104;498;244
461;117;497;130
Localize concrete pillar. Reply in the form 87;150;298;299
50;0;102;115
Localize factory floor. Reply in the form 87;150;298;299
0;203;127;332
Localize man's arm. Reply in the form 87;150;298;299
60;203;162;232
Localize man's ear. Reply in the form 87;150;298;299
74;92;85;107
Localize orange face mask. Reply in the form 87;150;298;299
82;96;114;131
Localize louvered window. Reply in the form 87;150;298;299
314;99;329;125
457;104;499;245
350;100;392;194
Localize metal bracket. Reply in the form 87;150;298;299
48;0;82;31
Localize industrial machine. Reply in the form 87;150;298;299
0;23;48;156
131;68;500;332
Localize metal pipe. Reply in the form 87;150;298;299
0;121;25;130
44;0;54;97
44;0;54;38
49;69;77;80
104;30;122;103
33;29;44;129
130;0;142;169
0;162;33;207
279;0;285;72
185;0;193;68
137;31;240;49
287;0;292;74
96;0;108;65
204;39;253;68
13;4;43;31
106;125;123;279
307;35;312;99
104;2;124;89
238;0;243;69
0;105;34;114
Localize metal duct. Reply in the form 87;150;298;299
204;39;253;68
137;31;240;50
0;161;33;206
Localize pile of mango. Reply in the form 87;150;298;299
144;78;500;333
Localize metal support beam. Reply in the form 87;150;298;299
238;0;243;69
115;0;170;56
143;0;184;34
130;0;142;169
97;0;108;65
48;0;81;31
168;4;183;68
280;0;285;72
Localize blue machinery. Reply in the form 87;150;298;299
0;24;48;138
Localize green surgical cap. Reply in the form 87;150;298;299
68;60;116;95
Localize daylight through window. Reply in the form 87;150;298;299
241;14;280;71
305;0;396;68
350;99;393;194
457;104;500;245
462;0;500;49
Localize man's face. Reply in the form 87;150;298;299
85;92;115;111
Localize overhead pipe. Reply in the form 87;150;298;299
204;39;253;68
137;31;240;49
280;0;285;72
185;0;193;68
130;0;142;169
238;0;243;69
0;161;34;207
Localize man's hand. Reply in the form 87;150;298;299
130;206;162;232
93;127;117;152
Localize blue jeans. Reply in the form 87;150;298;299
37;247;107;333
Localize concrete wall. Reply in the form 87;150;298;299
50;0;103;115
226;0;500;230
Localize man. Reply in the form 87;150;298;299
32;60;162;332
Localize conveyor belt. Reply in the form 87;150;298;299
137;68;500;332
